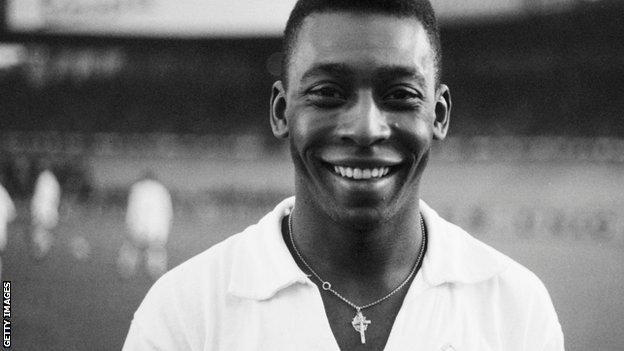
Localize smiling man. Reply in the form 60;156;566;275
123;1;564;350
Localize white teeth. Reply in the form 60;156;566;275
331;165;391;179
353;168;362;179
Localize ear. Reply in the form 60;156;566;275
270;81;289;139
433;84;451;140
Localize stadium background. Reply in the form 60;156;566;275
1;0;623;350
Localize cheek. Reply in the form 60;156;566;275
393;118;432;155
288;111;336;150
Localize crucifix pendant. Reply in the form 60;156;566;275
351;309;371;344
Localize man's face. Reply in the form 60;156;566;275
271;12;450;226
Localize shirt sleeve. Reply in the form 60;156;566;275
542;331;565;351
122;320;162;351
526;279;565;351
122;275;195;351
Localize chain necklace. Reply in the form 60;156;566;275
287;210;427;344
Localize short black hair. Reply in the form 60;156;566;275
282;0;442;88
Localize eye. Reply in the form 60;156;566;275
306;84;347;108
383;87;420;101
382;86;422;110
309;86;345;99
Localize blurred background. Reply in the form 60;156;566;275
0;0;623;350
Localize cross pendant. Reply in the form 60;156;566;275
351;309;371;344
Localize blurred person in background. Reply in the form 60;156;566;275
124;0;563;349
118;170;173;280
30;162;61;259
0;178;16;281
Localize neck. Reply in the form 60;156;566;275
288;197;423;283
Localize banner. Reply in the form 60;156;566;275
6;0;297;37
5;0;576;38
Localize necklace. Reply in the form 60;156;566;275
287;211;426;344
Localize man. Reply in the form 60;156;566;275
118;170;173;279
124;0;564;349
30;166;61;259
0;180;16;281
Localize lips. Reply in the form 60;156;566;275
315;147;404;182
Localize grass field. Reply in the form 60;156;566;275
4;200;272;351
4;158;624;350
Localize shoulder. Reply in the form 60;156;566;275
469;237;557;315
144;222;258;304
488;250;564;348
125;224;259;349
421;200;551;294
455;232;563;348
125;198;296;349
421;201;563;343
443;220;563;348
443;216;555;305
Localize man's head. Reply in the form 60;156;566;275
270;0;450;227
282;0;443;88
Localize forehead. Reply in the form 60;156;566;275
288;12;435;84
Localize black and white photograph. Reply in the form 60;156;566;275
0;0;623;350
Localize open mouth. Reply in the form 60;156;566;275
322;162;397;180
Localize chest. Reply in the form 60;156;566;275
319;291;407;351
217;283;514;351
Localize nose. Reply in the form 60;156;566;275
338;92;390;146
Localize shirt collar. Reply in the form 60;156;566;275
228;197;508;300
228;197;309;300
419;200;508;286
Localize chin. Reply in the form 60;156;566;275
326;197;401;231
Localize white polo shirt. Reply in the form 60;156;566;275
123;198;564;351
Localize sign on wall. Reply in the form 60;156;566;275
6;0;298;37
6;0;576;38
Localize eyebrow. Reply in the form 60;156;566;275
374;65;426;86
300;63;355;83
300;63;426;86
